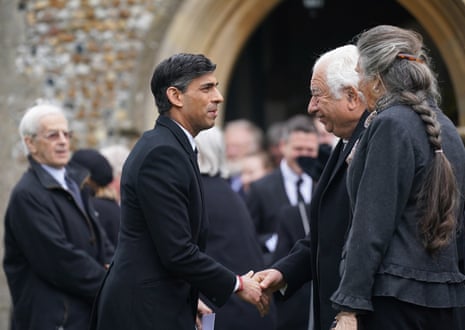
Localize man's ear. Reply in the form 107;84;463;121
344;86;359;110
24;136;36;154
166;86;183;108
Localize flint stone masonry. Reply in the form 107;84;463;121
0;0;181;328
16;0;177;149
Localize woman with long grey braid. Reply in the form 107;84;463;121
330;25;465;330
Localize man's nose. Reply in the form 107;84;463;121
307;97;317;113
214;88;224;103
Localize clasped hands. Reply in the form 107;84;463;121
237;270;358;330
235;268;287;317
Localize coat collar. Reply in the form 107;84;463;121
28;155;89;190
156;115;197;158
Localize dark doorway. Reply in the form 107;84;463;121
224;0;457;131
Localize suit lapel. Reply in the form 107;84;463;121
156;115;205;206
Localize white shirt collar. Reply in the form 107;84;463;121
279;159;313;205
171;119;197;152
41;164;67;188
280;159;304;182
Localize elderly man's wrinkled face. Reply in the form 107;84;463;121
26;113;71;169
308;65;362;140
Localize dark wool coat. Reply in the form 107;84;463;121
3;156;113;330
91;116;237;330
91;196;120;248
332;104;465;311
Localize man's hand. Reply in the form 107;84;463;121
254;268;285;293
196;299;212;330
252;268;285;317
236;271;269;316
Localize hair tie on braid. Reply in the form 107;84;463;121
435;149;443;153
397;53;424;63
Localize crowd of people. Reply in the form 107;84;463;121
4;24;465;330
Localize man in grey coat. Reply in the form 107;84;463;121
3;102;114;330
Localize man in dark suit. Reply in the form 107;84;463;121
255;45;369;330
91;53;265;330
3;102;114;330
245;114;319;266
245;114;319;330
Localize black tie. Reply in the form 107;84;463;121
338;140;348;162
296;177;305;204
65;175;84;210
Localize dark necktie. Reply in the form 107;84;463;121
296;177;305;204
65;175;84;210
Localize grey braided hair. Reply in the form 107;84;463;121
356;25;459;254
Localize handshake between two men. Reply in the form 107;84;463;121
197;268;285;324
236;269;285;316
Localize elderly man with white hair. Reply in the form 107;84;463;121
3;101;114;330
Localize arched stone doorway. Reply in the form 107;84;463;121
146;0;465;130
399;0;465;130
143;0;281;127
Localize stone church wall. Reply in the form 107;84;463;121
0;0;181;327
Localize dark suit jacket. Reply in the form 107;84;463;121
246;169;290;236
91;195;120;248
91;116;237;330
3;156;113;330
246;169;290;266
201;175;277;330
273;111;369;330
246;168;316;266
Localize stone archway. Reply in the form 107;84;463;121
399;0;465;127
145;0;465;129
142;0;282;128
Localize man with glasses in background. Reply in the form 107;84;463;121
3;101;114;330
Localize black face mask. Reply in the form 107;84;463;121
297;144;332;180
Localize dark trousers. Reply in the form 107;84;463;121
358;296;462;330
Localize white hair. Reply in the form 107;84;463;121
313;44;361;100
18;102;67;154
195;126;229;178
100;144;130;178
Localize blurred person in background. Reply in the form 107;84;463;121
224;119;264;196
246;114;319;266
265;120;286;168
71;148;121;248
240;151;274;194
195;126;277;330
99;144;130;205
3;102;114;330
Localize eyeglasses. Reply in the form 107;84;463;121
33;130;73;141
